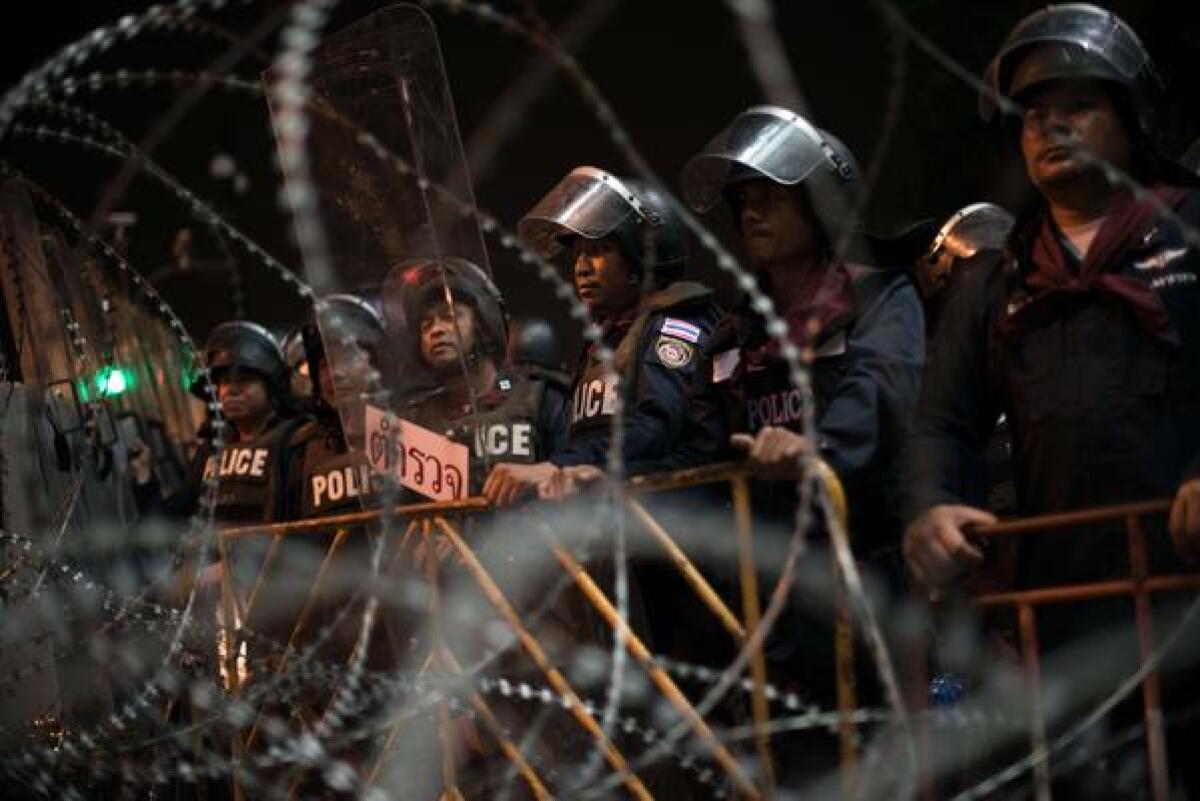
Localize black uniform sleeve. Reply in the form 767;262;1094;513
537;380;571;460
816;273;925;484
901;258;1004;523
627;336;732;475
552;312;717;469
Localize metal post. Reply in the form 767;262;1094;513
731;474;776;795
1018;603;1051;801
1127;515;1171;801
431;516;655;801
538;520;763;799
625;495;747;641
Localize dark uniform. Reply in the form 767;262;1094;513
405;369;569;492
907;6;1200;795
554;281;720;470
706;264;924;548
134;321;305;527
681;107;926;550
519;167;725;472
677;107;925;791
907;189;1200;623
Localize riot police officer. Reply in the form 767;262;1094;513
902;5;1200;794
132;320;306;525
385;257;569;495
680;105;925;546
282;293;391;520
486;167;723;504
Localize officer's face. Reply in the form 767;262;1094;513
420;302;477;373
1020;78;1132;192
732;180;820;267
217;372;272;428
572;236;640;320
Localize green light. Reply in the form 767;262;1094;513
95;367;131;396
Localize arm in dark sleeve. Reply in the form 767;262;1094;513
537;381;570;461
628;342;732;475
900;261;1003;522
552;315;716;468
816;274;925;484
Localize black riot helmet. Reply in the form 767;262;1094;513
980;3;1163;137
195;320;290;403
310;293;387;364
680;105;870;262
518;166;688;284
383;257;508;365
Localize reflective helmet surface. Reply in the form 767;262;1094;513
383;257;508;362
508;317;562;371
680;105;866;258
518;166;687;280
1182;138;1200;175
918;202;1016;298
979;3;1161;134
927;202;1016;262
199;320;289;400
316;294;386;357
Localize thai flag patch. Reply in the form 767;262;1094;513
660;317;702;343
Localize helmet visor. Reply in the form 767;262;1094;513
681;106;829;212
518;167;650;258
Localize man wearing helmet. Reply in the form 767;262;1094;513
484;167;723;504
680;105;925;548
380;258;569;489
903;5;1200;794
281;294;393;519
133;320;307;525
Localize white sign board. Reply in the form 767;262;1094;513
364;404;470;502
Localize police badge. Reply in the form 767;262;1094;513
655;336;693;369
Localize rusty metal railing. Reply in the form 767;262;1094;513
968;499;1200;801
214;461;855;799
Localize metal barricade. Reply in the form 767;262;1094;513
214;461;857;800
968;500;1200;801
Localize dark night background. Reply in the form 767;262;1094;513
1;0;1198;360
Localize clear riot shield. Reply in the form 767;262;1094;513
0;182;89;536
266;2;491;462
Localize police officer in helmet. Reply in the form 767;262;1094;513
383;256;569;494
681;105;925;543
904;5;1200;794
133;320;305;526
283;293;391;519
485;167;723;504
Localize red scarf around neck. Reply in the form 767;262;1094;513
1001;184;1188;342
743;262;857;370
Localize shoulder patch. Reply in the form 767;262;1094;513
655;336;694;369
660;317;702;344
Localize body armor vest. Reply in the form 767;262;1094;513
405;373;546;495
199;416;299;524
568;281;714;438
294;419;383;518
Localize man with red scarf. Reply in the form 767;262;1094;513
679;106;925;553
904;5;1200;795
